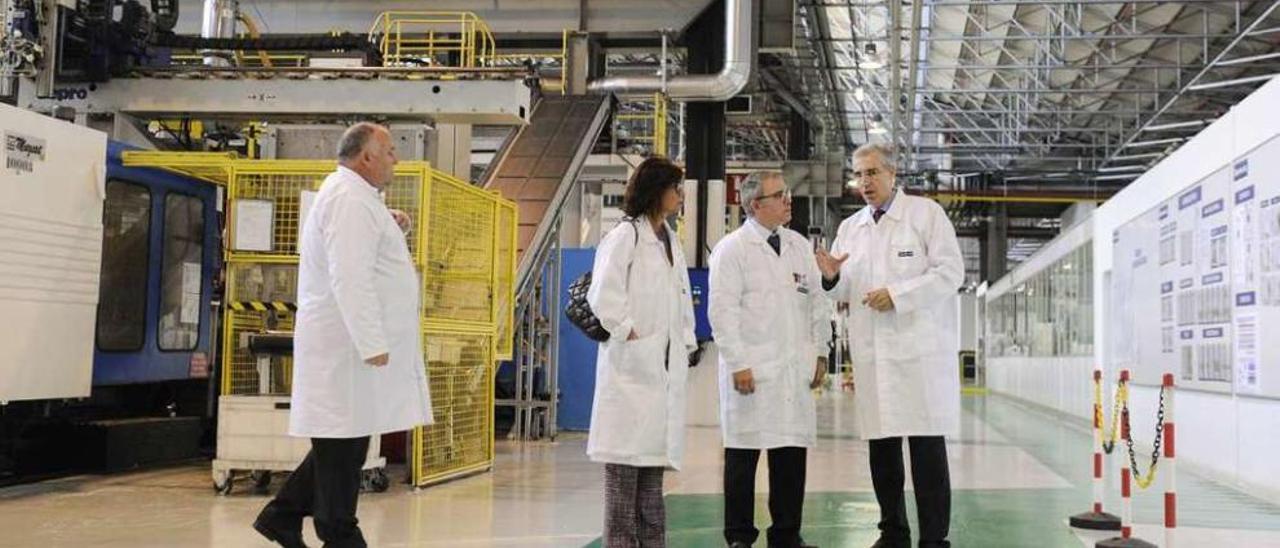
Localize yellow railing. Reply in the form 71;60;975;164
121;150;236;185
491;29;570;94
614;92;670;157
369;11;497;68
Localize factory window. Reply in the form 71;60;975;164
96;181;152;351
158;194;205;351
983;242;1095;359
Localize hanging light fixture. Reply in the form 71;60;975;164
860;42;883;69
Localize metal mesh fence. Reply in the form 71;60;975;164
125;154;515;486
412;330;494;486
421;171;497;325
493;201;517;360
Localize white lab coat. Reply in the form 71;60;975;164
826;191;964;440
709;220;830;449
586;219;697;469
289;166;433;438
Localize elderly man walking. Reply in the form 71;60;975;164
816;143;964;548
253;122;432;548
709;171;830;548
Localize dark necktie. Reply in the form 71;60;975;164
873;208;886;224
767;232;781;256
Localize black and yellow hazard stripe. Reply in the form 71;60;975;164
228;301;297;312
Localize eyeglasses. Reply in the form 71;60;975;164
850;167;883;181
755;188;792;202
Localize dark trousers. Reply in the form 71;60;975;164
260;436;371;548
869;436;951;548
603;463;667;547
723;446;807;547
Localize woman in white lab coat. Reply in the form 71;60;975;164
586;157;697;548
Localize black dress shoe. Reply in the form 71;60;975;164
868;537;909;548
253;513;308;548
728;542;753;548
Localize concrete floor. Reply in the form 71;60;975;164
1;392;1277;547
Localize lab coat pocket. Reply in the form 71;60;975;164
891;311;934;360
723;381;762;435
618;333;666;386
890;246;927;277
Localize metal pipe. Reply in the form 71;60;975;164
201;0;238;67
589;0;752;101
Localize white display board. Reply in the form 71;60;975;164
0;104;108;402
1111;135;1280;398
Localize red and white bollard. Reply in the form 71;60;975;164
1163;373;1177;548
1097;369;1161;548
1070;369;1120;530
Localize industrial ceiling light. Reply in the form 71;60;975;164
868;124;888;135
1094;173;1140;181
1216;51;1280;67
1122;137;1185;149
1186;73;1278;91
1142;119;1213;132
1112;152;1164;161
855;86;866;101
859;42;883;69
1097;165;1147;172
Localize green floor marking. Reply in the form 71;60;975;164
584;394;1280;547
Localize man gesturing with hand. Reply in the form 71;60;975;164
819;143;965;548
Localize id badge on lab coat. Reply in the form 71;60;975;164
793;272;810;295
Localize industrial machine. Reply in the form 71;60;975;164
1;104;221;483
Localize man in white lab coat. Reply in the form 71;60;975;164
254;123;432;548
709;171;829;548
816;143;964;548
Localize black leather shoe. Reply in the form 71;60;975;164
253;513;308;548
729;542;753;548
766;541;817;548
869;537;909;548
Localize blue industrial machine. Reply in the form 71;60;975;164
93;142;222;386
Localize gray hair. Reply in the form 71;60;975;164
852;142;897;172
336;122;385;162
738;171;781;218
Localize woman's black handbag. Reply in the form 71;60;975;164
565;271;611;341
565;221;639;342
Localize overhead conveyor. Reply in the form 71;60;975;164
483;94;611;289
482;94;612;440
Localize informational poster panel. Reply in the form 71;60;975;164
1232;136;1280;398
1111;135;1280;398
